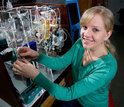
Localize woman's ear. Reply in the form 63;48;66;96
105;30;112;40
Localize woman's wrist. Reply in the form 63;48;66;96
31;69;39;80
36;52;39;59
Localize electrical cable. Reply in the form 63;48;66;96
63;28;73;43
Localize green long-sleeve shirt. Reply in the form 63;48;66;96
33;38;117;107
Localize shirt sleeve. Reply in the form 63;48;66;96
33;64;112;101
35;39;79;71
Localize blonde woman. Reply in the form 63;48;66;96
13;6;117;107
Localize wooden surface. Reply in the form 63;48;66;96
41;78;66;107
78;0;92;16
41;70;72;107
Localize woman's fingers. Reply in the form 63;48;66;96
18;47;28;53
17;47;39;60
13;69;21;75
17;47;29;58
17;47;22;53
14;71;20;75
84;49;93;64
13;61;21;71
21;59;30;64
87;49;93;62
13;59;30;71
12;67;17;72
12;65;21;75
12;59;39;79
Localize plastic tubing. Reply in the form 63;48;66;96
2;0;4;10
20;24;49;51
38;5;57;25
2;30;20;59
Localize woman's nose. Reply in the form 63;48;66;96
84;28;92;37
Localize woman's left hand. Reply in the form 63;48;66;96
12;59;39;80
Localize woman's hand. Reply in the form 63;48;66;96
12;59;39;80
18;47;39;60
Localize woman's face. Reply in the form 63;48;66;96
81;14;111;50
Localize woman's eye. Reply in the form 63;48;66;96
93;28;99;32
82;25;87;30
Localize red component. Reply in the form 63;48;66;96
50;27;52;31
109;90;114;107
32;92;35;95
38;10;41;15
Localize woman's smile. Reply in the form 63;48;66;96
83;37;94;45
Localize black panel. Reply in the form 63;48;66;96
74;29;79;43
68;3;79;25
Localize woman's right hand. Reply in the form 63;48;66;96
18;47;39;60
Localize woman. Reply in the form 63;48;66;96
13;6;117;107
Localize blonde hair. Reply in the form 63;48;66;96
80;6;117;58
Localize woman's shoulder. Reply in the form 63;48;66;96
75;38;82;44
73;38;85;52
73;38;83;47
103;51;117;69
98;52;118;78
93;52;117;73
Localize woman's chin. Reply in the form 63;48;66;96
83;44;91;49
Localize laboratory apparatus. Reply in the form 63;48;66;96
0;3;69;107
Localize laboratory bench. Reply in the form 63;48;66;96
34;65;73;107
0;54;72;107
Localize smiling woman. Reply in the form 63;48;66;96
80;13;112;66
13;6;117;107
80;6;117;59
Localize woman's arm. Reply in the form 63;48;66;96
35;39;80;71
33;64;116;101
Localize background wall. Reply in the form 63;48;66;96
36;0;65;4
107;0;124;25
